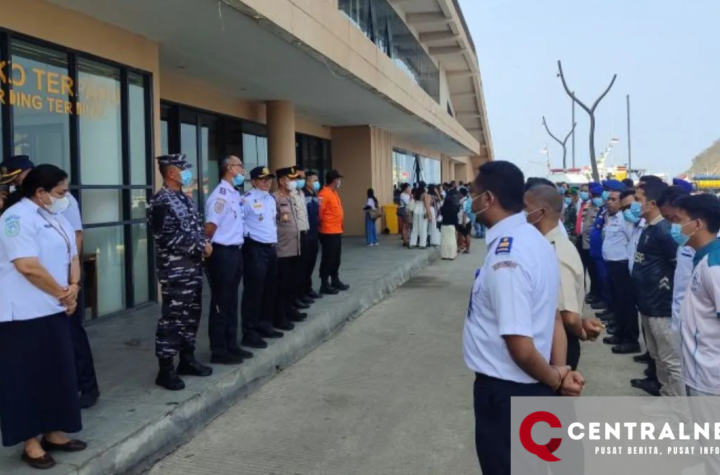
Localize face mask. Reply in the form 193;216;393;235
602;191;610;202
579;191;589;201
43;193;70;214
441;190;446;198
471;192;490;217
629;201;642;218
287;180;298;191
671;221;697;247
232;174;245;187
179;170;193;187
296;179;306;189
312;182;320;192
525;208;543;225
558;187;566;195
592;198;603;207
564;197;572;206
9;185;16;193
336;180;342;189
623;209;640;224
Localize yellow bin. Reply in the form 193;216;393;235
383;204;399;234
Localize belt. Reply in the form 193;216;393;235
213;243;243;249
246;237;276;248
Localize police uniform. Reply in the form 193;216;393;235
148;154;212;390
274;167;305;329
0;198;82;447
463;212;559;474
0;155;99;406
291;182;311;307
204;178;246;360
240;167;282;348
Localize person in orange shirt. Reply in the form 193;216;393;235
318;169;349;294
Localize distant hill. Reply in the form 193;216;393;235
687;139;720;176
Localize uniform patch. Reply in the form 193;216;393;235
214;198;226;214
219;187;227;195
495;237;513;254
493;260;518;271
4;215;20;237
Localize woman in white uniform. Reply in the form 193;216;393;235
409;185;431;249
0;165;86;469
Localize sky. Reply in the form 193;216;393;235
458;0;720;179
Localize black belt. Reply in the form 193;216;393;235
246;238;276;248
213;243;243;249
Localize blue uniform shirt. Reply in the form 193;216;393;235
242;188;277;244
589;205;606;259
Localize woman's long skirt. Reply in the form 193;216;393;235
441;225;458;259
0;312;82;447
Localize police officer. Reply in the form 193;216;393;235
464;161;583;473
0;155;100;408
204;155;253;365
240;167;283;349
291;169;312;310
300;171;322;300
148;154;213;391
274;166;305;328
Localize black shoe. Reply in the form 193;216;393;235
603;336;623;345
293;300;310;310
79;387;100;409
210;353;245;365
591;302;608;310
308;290;322;299
321;284;339;295
332;280;350;291
229;346;254;359
156;359;186;391
631;378;661;396
241;334;268;349
633;352;652;364
300;295;315;305
177;354;213;377
259;328;284;339
611;342;642;354
21;451;56;470
274;321;295;331
40;437;88;453
289;311;308;322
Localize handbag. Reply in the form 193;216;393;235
368;208;382;221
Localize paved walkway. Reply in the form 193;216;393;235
0;235;439;475
148;240;652;475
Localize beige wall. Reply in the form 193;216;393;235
331;127;373;236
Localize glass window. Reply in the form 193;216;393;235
84;225;126;316
81;189;122;224
11;40;71;174
78;58;122;185
180;121;199;202
131;223;149;305
131;189;148;220
242;133;268;186
129;73;147;185
421;157;441;184
200;115;219;197
393;149;416;186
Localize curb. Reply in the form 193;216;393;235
80;246;440;475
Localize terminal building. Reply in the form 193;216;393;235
0;0;493;319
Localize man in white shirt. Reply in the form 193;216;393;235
464;161;584;474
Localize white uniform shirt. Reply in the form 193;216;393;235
0;199;78;321
242;188;277;244
64;194;83;232
602;212;632;262
627;218;646;273
680;239;720;395
673;246;695;332
463;213;560;383
205;180;244;246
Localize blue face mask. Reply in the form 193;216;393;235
629;201;642;218
564;197;571;205
179;170;193;187
232;174;245;187
602;190;610;202
623;209;640;224
671;223;691;247
592;197;603;207
296;179;306;189
580;191;589;202
312;182;320;192
558;187;567;195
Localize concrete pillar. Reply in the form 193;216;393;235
266;100;296;172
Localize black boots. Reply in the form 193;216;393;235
156;353;213;391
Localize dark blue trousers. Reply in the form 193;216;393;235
69;290;98;394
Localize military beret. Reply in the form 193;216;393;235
250;166;274;180
276;166;299;179
156;154;191;170
672;178;693;193
603;179;625;192
590;184;604;196
568;187;579;195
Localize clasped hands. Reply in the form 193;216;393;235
58;284;79;315
553;365;585;397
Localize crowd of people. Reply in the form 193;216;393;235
0;153;350;469
464;160;720;474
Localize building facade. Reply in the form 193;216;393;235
0;0;493;319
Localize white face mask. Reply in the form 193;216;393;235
286;180;298;191
8;185;16;193
336;179;342;189
43;193;70;214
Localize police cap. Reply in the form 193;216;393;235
156;153;191;170
0;155;35;185
275;166;299;179
250;166;274;180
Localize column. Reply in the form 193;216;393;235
266;100;296;171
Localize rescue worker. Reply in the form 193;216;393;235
241;167;283;349
274;166;305;328
300;171;322;300
148;154;213;391
290;169;312;310
0;155;99;408
204;155;252;365
463;161;584;474
318;169;349;294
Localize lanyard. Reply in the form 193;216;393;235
37;209;72;261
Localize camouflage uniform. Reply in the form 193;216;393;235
148;155;206;359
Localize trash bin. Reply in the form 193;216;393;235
383;204;399;234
